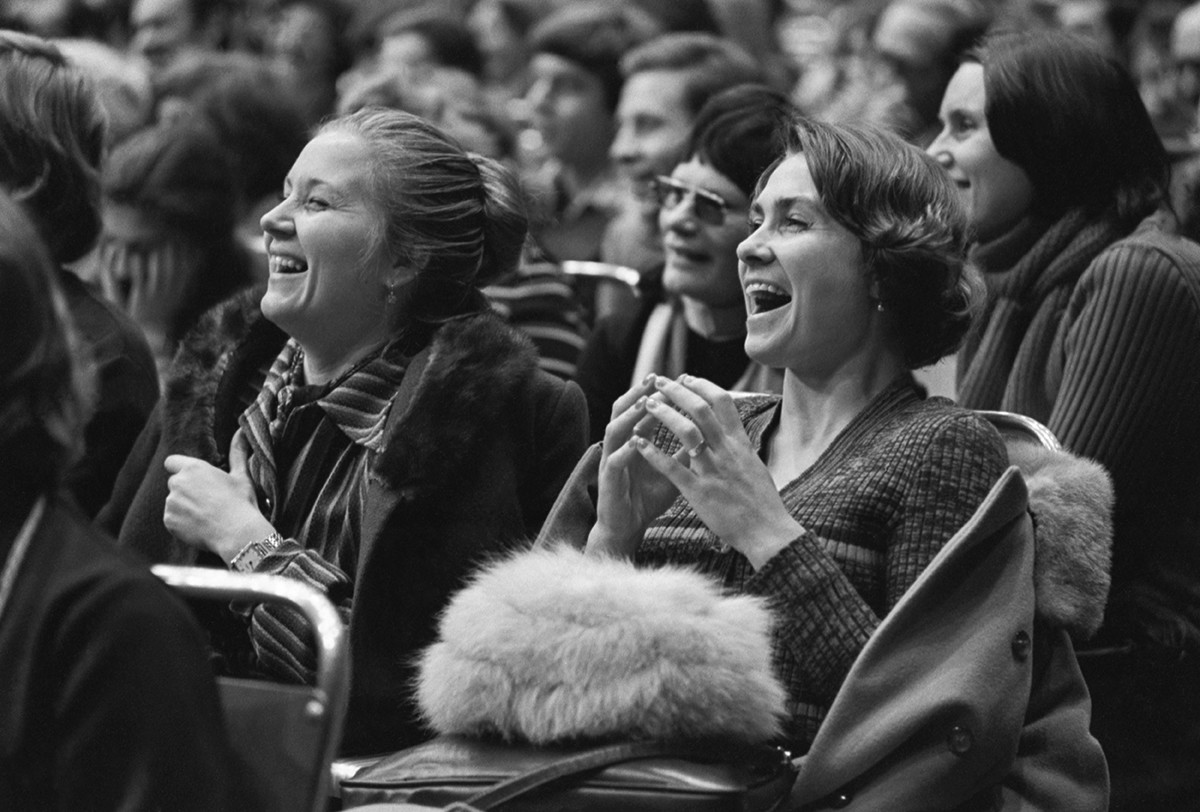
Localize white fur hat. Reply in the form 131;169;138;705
416;545;788;745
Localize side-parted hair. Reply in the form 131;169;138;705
761;117;981;368
620;32;766;119
685;84;793;199
320;107;530;328
0;30;105;263
0;189;92;493
971;30;1169;225
528;1;662;111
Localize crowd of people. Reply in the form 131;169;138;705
2;0;1200;809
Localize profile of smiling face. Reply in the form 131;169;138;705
658;157;749;308
737;153;886;378
259;130;398;376
927;62;1034;243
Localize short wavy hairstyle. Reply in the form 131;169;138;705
0;30;106;264
0;189;93;494
760;116;982;369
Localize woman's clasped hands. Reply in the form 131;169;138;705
163;429;277;564
588;373;804;569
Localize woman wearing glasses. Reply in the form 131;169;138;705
574;84;790;442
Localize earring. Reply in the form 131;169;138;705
386;284;397;305
876;301;885;312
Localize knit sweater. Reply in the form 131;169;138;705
633;378;1007;749
958;213;1200;651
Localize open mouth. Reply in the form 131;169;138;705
270;255;308;274
745;282;792;314
667;244;710;264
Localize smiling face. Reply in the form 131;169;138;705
611;70;695;202
737;153;881;376
658;158;749;308
259;130;395;364
927;63;1035;242
525;53;615;173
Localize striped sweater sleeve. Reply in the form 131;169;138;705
1047;242;1200;492
247;542;351;685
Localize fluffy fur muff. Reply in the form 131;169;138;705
416;546;788;746
1009;442;1114;641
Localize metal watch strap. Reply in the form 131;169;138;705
230;531;285;573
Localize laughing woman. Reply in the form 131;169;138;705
574;115;1007;747
101;108;588;755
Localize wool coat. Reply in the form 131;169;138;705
100;291;589;755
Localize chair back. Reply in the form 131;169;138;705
153;565;350;812
976;410;1061;452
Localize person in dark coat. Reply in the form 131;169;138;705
100;108;588;756
0;188;243;812
0;30;159;517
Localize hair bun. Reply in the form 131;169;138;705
470;154;529;285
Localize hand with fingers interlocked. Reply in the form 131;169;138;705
163;429;277;564
590;373;805;569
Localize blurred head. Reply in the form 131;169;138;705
525;2;660;173
0;188;92;495
380;15;484;78
467;0;558;85
1172;2;1200;109
55;38;155;150
130;0;225;71
741;118;978;372
0;30;105;264
657;85;792;307
870;0;991;136
260;108;530;352
613;32;766;193
929;31;1169;235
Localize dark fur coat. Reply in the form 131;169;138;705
100;290;588;755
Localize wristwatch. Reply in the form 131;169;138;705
230;531;285;573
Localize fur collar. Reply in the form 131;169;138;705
417;546;788;746
160;289;540;497
1009;443;1114;641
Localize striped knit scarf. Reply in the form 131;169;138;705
957;210;1128;411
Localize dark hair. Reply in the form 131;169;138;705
102;116;253;342
385;16;485;78
529;1;662;110
320;108;530;327
971;30;1169;225
685;84;793;198
163;55;309;205
620;32;766;119
0;30;105;263
763;116;980;368
0;189;92;493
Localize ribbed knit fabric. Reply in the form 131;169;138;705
958;213;1200;648
484;264;588;381
637;377;1007;750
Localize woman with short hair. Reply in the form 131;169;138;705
104;108;588;756
928;31;1200;806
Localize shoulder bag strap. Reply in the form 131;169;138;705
456;740;714;811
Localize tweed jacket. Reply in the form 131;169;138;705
100;291;588;755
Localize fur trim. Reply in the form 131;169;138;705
1009;443;1114;641
417;545;788;746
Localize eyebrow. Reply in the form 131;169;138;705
750;193;823;216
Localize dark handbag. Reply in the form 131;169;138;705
340;735;798;811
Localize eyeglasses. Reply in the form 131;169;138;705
651;175;734;226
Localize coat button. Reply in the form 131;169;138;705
1012;630;1031;661
948;724;973;755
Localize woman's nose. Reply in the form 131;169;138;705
926;134;953;168
659;195;699;234
260;197;292;235
737;229;770;265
